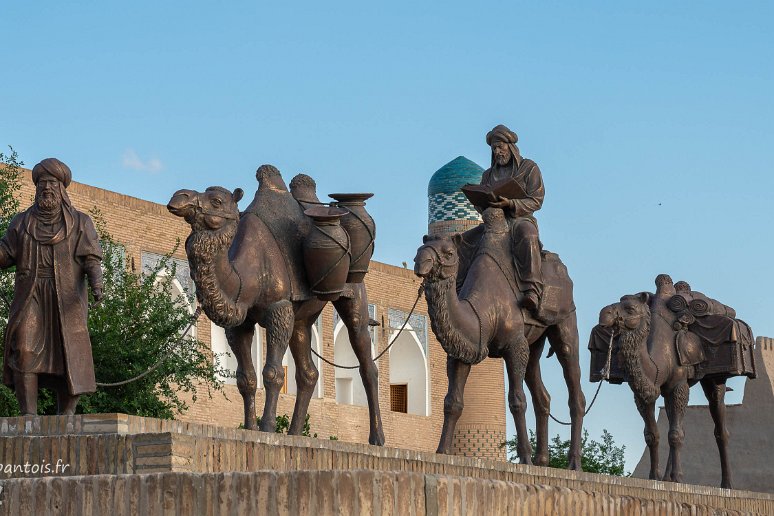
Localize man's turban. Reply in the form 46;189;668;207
485;125;518;146
32;158;72;187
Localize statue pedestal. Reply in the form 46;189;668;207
0;414;771;514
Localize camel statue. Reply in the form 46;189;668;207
595;274;755;488
414;208;585;469
167;165;384;445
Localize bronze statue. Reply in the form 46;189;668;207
415;206;585;469
591;274;756;488
0;158;103;415
477;124;545;313
167;165;384;444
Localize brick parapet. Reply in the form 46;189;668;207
1;415;773;512
0;469;771;515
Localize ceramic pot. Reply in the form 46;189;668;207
303;206;351;301
329;193;375;283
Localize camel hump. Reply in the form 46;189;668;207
244;186;314;302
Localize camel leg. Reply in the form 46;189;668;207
525;334;550;466
546;312;586;471
437;356;471;454
702;378;732;489
287;317;320;436
664;383;689;483
635;396;660;480
225;321;259;430
504;338;532;465
259;300;294;433
334;285;385;446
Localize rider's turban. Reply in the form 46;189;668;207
485;125;518;146
32;158;72;188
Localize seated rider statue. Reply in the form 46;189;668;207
481;124;545;314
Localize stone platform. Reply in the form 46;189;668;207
0;414;773;514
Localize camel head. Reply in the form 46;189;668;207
414;235;459;281
168;186;243;231
599;292;651;333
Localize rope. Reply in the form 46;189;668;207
310;283;425;369
95;307;202;387
548;328;615;426
0;277;203;388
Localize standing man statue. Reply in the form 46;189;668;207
482;124;545;313
0;158;103;415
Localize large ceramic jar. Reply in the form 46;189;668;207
303;206;351;301
328;193;375;283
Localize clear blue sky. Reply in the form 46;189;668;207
2;2;773;471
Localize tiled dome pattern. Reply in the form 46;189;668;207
428;192;481;223
428;156;484;226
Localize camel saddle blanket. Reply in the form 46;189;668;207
675;317;755;369
470;227;575;327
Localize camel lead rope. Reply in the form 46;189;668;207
95;307;202;387
549;329;615;426
310;283;425;369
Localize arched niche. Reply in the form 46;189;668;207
332;320;372;407
388;324;429;416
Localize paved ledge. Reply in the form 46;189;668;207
0;470;769;516
0;414;772;514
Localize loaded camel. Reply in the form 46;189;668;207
596;275;754;488
167;165;384;444
414;208;585;469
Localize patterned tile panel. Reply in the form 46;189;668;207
333;303;377;344
388;308;428;355
428;192;482;224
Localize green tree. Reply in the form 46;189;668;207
502;429;628;476
0;147;228;418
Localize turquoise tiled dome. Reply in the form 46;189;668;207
428;156;484;225
428;156;484;196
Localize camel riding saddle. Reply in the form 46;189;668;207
454;218;575;328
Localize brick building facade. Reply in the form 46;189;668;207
14;166;506;459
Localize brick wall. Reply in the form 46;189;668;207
1;470;771;515
14;171;506;457
2;414;772;514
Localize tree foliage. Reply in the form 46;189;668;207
0;147;228;418
240;413;315;437
502;429;628;476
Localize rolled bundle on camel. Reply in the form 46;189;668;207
668;292;736;319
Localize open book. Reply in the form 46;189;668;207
461;177;527;208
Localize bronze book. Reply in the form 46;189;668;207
461;177;528;208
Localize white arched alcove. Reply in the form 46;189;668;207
282;345;297;396
389;324;429;416
154;272;197;339
333;320;370;407
210;323;262;387
311;324;324;398
278;321;324;398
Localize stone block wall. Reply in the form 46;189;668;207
1;470;772;516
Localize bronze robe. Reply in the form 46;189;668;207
480;157;545;222
480;157;546;296
0;206;102;395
